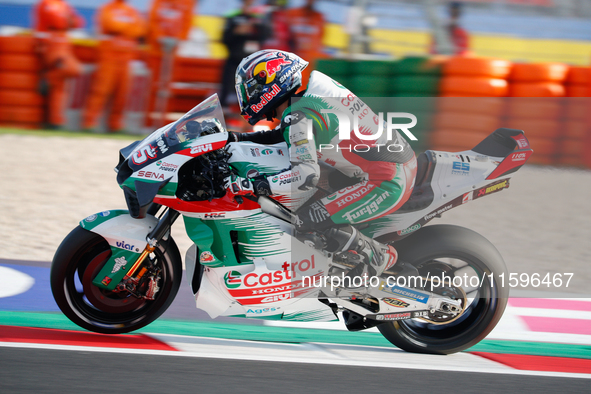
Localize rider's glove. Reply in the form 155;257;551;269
227;131;241;143
251;175;272;196
225;174;254;196
225;174;272;196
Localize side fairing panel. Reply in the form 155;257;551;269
79;210;159;290
228;142;290;177
183;213;337;322
80;210;158;252
363;150;512;239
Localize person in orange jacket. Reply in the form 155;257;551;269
33;0;85;129
285;0;325;87
147;0;195;50
145;0;197;127
82;0;146;132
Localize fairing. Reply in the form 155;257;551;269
114;95;229;218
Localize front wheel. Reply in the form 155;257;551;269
50;226;182;334
378;224;509;355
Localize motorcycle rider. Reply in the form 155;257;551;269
225;50;417;280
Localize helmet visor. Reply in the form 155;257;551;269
236;82;248;110
236;76;265;110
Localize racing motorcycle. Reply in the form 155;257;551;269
51;94;533;354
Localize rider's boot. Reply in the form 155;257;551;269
325;226;398;277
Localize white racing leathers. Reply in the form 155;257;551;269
267;71;413;198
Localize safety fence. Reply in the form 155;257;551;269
316;56;590;168
0;34;589;168
0;35;43;129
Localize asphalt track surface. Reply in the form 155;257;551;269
1;347;588;394
1;134;591;392
1;259;590;394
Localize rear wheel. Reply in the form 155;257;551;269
378;224;508;354
51;226;182;334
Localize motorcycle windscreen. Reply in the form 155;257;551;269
126;94;227;172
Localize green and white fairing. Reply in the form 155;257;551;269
77;94;338;321
79;210;157;290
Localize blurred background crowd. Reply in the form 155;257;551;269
0;0;590;167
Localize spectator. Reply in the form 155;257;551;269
146;0;197;127
147;0;195;50
82;0;146;132
285;0;326;87
33;0;84;129
219;0;268;109
431;1;469;56
260;0;295;52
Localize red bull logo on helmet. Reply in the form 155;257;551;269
250;84;282;113
254;53;292;84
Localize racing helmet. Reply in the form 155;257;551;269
235;50;309;125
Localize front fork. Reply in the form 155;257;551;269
96;206;180;299
126;206;179;278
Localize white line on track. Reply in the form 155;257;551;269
1;335;590;380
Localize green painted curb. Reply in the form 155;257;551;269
0;311;391;347
2;311;590;359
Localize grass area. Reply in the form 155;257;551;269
0;127;146;140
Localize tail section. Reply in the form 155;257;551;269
471;128;534;180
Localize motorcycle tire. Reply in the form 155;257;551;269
378;224;509;355
50;226;182;334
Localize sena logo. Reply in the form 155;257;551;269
137;171;165;180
